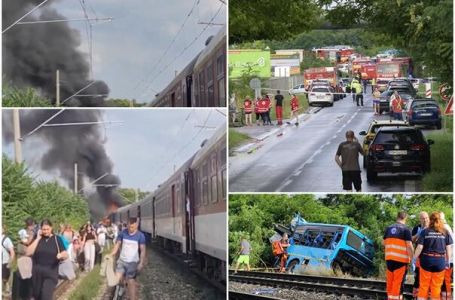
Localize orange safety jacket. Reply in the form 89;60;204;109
244;99;253;113
384;237;411;263
391;96;404;113
256;99;269;113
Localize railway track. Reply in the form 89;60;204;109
229;271;414;299
54;279;73;299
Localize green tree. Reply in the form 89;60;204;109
229;0;323;43
2;84;52;107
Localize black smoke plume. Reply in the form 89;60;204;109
2;109;124;217
3;0;109;106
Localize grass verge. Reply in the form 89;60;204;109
229;129;251;152
422;129;453;191
68;265;103;300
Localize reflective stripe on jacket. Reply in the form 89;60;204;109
385;237;410;263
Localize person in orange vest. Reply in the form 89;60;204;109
243;96;253;126
413;212;453;300
411;211;430;298
279;233;290;273
383;211;414;300
274;90;284;125
390;91;404;120
290;94;300;126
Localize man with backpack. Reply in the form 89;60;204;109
2;225;15;297
111;217;146;300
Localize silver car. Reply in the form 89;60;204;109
308;85;334;106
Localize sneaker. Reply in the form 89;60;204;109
295;122;299;126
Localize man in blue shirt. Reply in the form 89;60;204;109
111;217;146;300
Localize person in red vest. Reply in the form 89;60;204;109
254;96;262;126
274;90;284;125
390;91;404;120
243;96;253;126
383;211;414;300
413;212;453;300
290;94;300;126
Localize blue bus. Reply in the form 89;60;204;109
272;214;375;276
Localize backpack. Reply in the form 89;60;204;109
272;240;284;256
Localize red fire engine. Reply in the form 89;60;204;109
304;67;337;86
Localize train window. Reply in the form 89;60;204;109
195;168;201;208
210;175;217;203
220;168;226;201
206;64;213;83
217;55;224;76
208;84;214;106
194;77;199;106
218;79;225;107
199;72;205;106
202;162;209;205
219;147;226;167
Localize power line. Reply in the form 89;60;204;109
138;3;224;100
2;0;52;33
131;0;200;99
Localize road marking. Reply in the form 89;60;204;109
276;107;361;192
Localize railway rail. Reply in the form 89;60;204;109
229;291;283;300
54;279;73;299
229;271;414;299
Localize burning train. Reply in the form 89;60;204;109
109;125;226;285
272;213;374;276
150;25;226;107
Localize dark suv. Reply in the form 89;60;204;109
366;127;434;181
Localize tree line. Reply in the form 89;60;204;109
229;194;452;277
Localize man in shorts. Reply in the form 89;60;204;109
111;217;146;300
234;236;252;273
335;130;365;192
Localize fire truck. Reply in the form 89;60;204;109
351;57;372;77
359;63;377;80
313;47;354;63
304;67;337;87
376;57;412;80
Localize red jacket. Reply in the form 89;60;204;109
291;96;299;111
244;99;253;113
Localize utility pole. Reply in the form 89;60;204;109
56;70;60;107
13;109;22;163
74;163;78;194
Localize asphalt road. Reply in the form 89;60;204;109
229;91;437;192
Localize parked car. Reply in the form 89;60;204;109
409;78;422;90
376;79;390;92
308;85;334;106
366;127;434;181
289;84;307;95
359;120;410;168
388;92;414;113
387;79;416;96
378;89;412;114
404;98;442;129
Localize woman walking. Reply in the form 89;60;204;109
26;219;68;300
82;224;97;272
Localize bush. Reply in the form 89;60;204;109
2;84;52;107
2;155;89;242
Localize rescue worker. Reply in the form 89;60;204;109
263;95;272;125
413;212;453;300
351;79;363;106
243;96;253;126
279;233;290;273
440;212;453;300
290;94;299;126
371;77;376;93
274;90;284;125
383;211;414;300
412;212;430;298
254;96;262;126
390;91;404;120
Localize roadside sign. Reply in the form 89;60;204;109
439;83;451;101
425;82;432;98
249;78;261;89
444;95;453;115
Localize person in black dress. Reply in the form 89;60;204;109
26;219;68;300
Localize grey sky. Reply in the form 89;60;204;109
3;108;226;194
48;0;226;103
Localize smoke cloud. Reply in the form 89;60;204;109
2;109;124;217
3;0;109;106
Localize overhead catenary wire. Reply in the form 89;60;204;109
60;81;97;105
138;3;224;100
2;0;52;33
130;0;200;99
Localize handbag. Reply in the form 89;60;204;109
55;235;76;280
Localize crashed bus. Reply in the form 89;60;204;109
271;214;375;277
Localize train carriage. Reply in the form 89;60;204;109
151;25;226;107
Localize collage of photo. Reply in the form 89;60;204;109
1;0;453;300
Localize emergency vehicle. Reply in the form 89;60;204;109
304;67;337;87
376;57;412;80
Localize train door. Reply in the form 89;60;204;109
171;92;175;107
185;170;195;254
152;197;156;238
186;75;192;107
